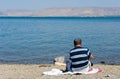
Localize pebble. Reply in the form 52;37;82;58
105;74;110;77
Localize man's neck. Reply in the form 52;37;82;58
75;45;82;47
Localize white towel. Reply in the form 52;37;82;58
43;69;63;75
42;68;102;75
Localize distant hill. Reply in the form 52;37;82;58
0;7;120;17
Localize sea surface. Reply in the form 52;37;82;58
0;16;120;64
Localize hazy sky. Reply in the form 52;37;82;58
0;0;120;10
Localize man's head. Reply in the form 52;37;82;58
74;38;82;47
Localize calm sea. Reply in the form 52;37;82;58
0;17;120;64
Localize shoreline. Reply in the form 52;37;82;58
1;62;120;65
0;60;120;65
0;64;119;79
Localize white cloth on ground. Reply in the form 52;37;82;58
42;67;102;75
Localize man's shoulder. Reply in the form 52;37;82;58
81;47;89;49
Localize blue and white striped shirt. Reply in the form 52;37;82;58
70;46;91;71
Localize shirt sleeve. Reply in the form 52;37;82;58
87;49;91;59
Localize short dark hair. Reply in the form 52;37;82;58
74;38;82;46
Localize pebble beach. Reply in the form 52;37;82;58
0;64;120;79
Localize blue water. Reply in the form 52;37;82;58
0;17;120;64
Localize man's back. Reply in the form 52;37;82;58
70;46;91;71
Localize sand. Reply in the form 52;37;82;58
0;64;120;79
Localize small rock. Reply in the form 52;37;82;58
54;56;66;66
105;74;110;77
54;56;65;63
100;61;106;64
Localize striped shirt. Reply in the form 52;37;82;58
70;46;91;71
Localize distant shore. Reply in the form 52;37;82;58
0;64;120;79
0;7;120;16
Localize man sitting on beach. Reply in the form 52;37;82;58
66;38;94;72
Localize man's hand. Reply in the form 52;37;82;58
89;54;94;60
